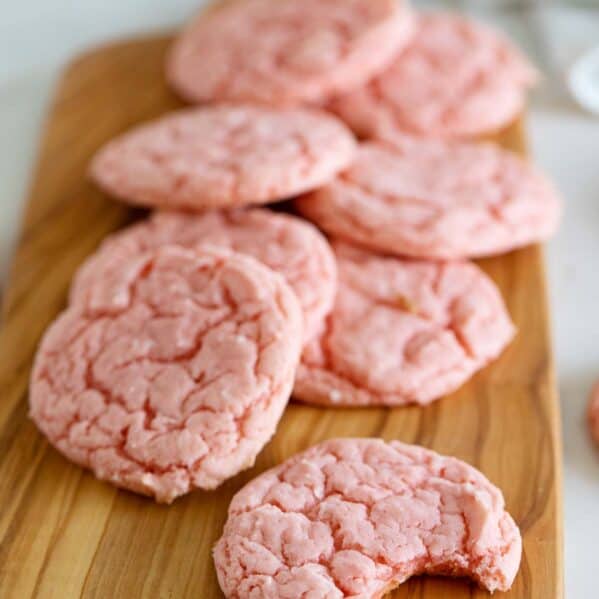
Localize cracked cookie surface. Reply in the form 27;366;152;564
293;243;515;407
90;105;356;210
330;13;537;140
71;209;336;343
167;0;413;105
213;438;522;597
296;138;560;259
30;246;303;503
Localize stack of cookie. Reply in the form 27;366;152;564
29;0;561;596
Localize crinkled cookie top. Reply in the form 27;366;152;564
90;105;356;210
167;0;413;105
71;209;336;343
214;438;522;597
30;246;302;503
294;242;515;407
330;12;537;139
296;137;560;259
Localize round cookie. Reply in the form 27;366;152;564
214;438;522;597
588;381;599;447
29;245;303;503
71;209;337;343
330;12;537;140
89;105;356;210
167;0;413;106
294;242;515;407
295;138;561;259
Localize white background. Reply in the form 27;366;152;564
1;2;599;596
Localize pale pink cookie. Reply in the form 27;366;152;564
294;242;515;407
214;438;522;597
588;382;599;447
295;137;561;259
89;105;356;210
330;12;537;140
29;246;302;503
167;0;413;106
70;209;336;343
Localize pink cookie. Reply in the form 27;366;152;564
214;438;522;597
71;209;336;343
167;0;413;106
588;382;599;447
330;12;537;140
295;137;561;259
294;242;515;407
29;246;302;503
89;105;356;210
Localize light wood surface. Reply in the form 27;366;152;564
0;34;563;598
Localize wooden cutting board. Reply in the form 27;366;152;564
0;34;563;599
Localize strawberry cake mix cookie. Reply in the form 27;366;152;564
294;243;515;407
167;0;413;106
89;105;356;210
296;137;561;259
588;381;599;447
214;438;522;597
330;13;537;140
70;209;336;343
29;246;302;503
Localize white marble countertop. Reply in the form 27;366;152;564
1;2;598;596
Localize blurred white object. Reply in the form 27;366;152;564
568;45;599;114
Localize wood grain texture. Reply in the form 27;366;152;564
0;34;563;599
